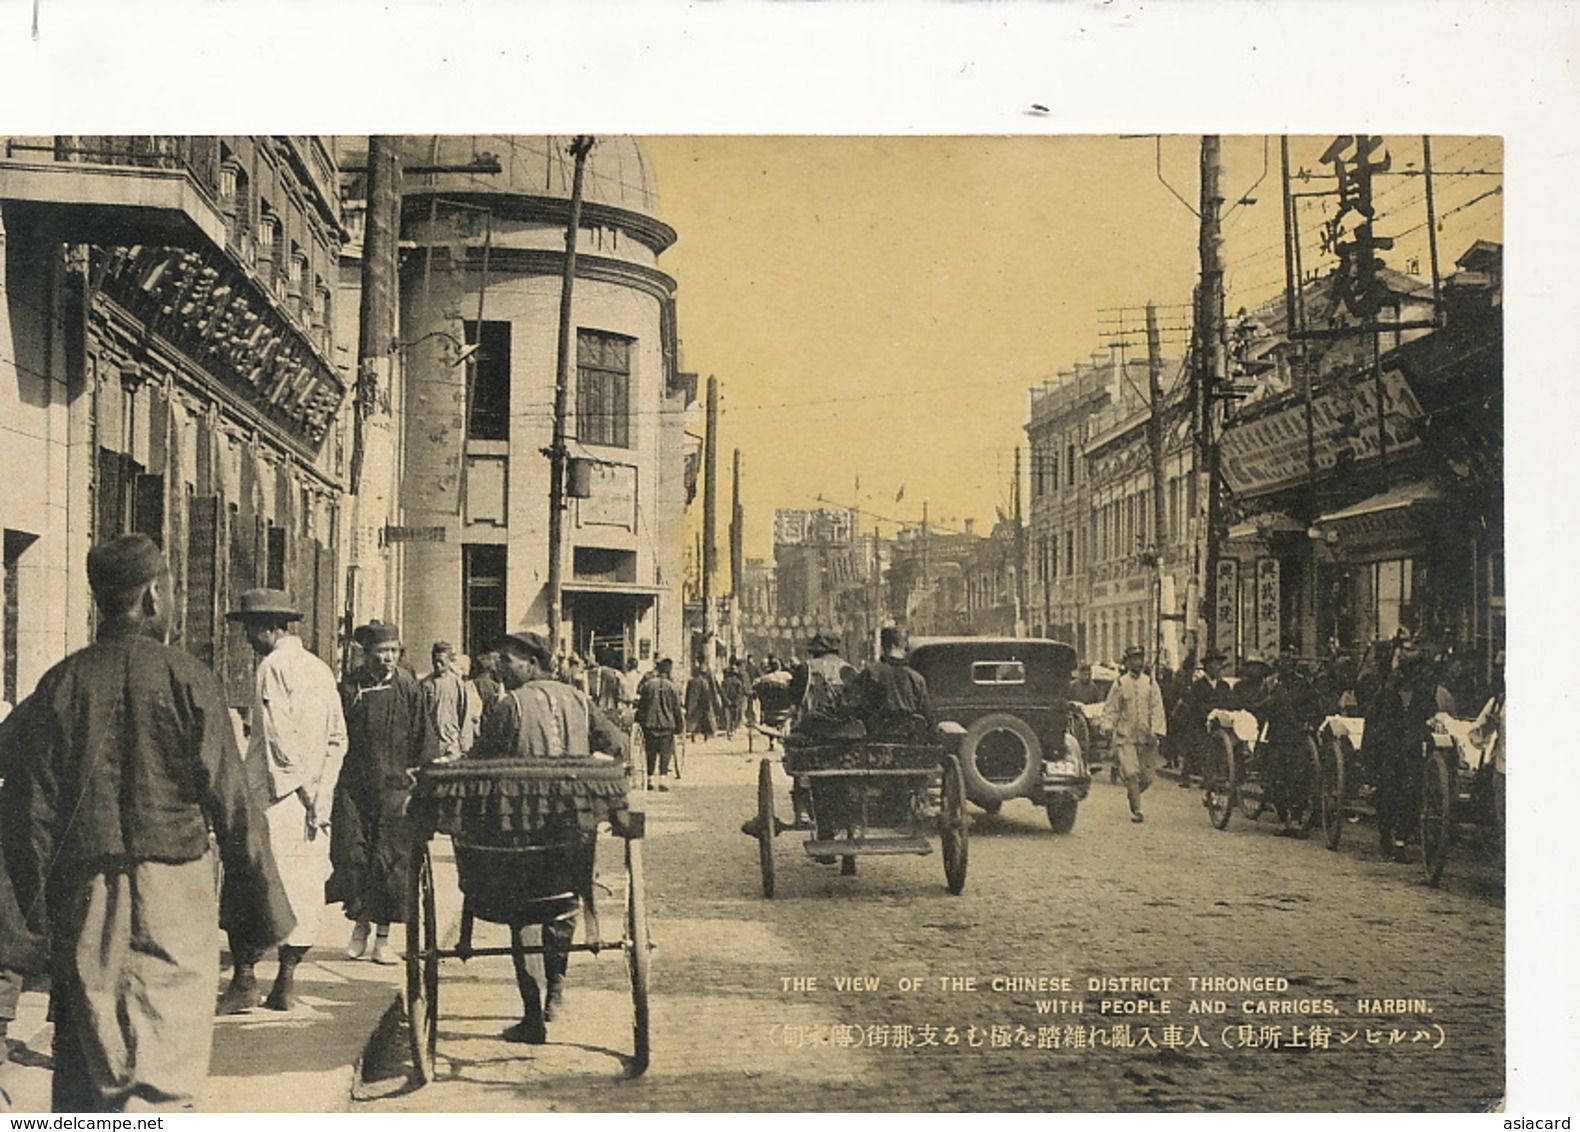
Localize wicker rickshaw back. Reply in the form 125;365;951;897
408;757;630;926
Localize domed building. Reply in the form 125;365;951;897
391;135;693;667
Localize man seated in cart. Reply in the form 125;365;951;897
851;626;934;743
470;630;628;1043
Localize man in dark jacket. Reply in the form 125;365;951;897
1174;650;1234;787
853;627;933;741
636;658;684;788
0;534;292;1111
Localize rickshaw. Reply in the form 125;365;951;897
404;757;651;1083
752;727;969;897
748;670;796;753
1419;709;1504;886
1201;707;1321;831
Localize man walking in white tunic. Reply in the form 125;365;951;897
1101;644;1168;824
218;589;348;1013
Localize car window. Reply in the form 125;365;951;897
972;661;1025;685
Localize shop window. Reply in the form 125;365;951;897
463;544;508;661
463;320;511;441
574;546;637;584
576;329;632;449
1371;557;1415;641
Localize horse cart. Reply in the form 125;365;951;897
751;732;969;897
1201;708;1321;831
404;757;651;1083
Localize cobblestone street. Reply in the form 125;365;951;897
357;734;1504;1112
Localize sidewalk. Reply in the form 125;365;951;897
0;844;463;1114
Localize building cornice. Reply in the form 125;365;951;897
402;191;677;255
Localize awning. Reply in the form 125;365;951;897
1318;481;1444;524
1228;511;1306;542
562;581;665;597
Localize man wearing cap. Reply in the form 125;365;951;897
471;631;627;1043
328;621;438;964
1100;645;1168;823
635;657;684;788
217;589;348;1013
1175;650;1234;788
421;641;476;763
788;632;858;738
0;534;292;1111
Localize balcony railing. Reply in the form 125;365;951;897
4;136;223;203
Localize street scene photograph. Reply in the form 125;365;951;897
0;127;1510;1115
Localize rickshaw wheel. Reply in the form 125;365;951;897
625;836;651;1077
1204;730;1236;830
1420;748;1454;887
1320;735;1347;851
940;755;969;895
405;842;439;1085
756;759;777;899
1239;748;1265;821
1300;734;1323;830
629;724;648;792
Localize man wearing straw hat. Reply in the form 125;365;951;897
217;589;348;1013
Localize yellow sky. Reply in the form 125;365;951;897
643;135;1502;559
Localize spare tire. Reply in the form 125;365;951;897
957;713;1042;804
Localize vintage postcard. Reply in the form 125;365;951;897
0;0;1568;1119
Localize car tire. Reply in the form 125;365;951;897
957;712;1043;805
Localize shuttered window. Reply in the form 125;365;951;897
576;330;632;449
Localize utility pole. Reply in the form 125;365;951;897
1196;136;1229;658
347;135;402;651
702;375;719;668
545;135;594;658
1013;446;1026;635
729;446;744;659
1145;301;1170;666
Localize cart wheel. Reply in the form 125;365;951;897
1320;735;1347;851
405;842;439;1085
625;836;651;1077
1239;750;1265;821
1419;748;1454;887
756;759;777;899
1204;730;1236;830
940;755;969;895
629;724;648;793
1045;796;1077;834
1300;734;1323;830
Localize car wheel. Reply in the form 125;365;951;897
958;712;1043;804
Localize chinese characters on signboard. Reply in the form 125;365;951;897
1255;558;1281;656
774;507;853;547
1214;559;1238;658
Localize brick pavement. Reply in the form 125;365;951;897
358;734;1505;1112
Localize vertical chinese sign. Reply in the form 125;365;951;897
1255;557;1281;657
1214;559;1238;659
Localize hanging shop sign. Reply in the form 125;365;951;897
1220;368;1425;498
1214;558;1238;658
1255;557;1281;657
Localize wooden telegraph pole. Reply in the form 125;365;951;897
546;136;595;658
1196;136;1228;658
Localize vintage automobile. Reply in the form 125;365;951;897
907;637;1090;832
